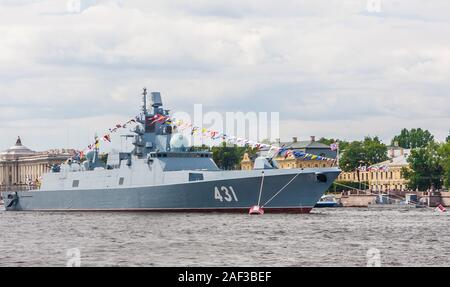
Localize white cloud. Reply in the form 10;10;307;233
0;0;449;151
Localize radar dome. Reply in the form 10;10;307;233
170;133;190;151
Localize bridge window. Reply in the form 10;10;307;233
119;177;124;185
189;173;204;181
72;180;79;188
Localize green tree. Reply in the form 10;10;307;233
391;128;434;149
318;137;336;146
403;142;443;191
446;131;450;143
363;136;388;165
438;141;450;188
339;141;364;172
210;143;257;170
339;136;388;172
191;143;257;170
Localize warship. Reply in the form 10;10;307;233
2;89;341;213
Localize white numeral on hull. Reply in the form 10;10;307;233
214;186;238;202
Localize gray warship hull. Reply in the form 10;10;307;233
2;168;340;213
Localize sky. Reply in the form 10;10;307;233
0;0;449;152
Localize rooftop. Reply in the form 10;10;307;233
0;137;36;159
372;149;411;168
270;136;331;150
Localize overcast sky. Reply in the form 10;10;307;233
0;0;449;152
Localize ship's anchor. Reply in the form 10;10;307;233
6;192;19;208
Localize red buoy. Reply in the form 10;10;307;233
249;205;264;215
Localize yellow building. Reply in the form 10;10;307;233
0;137;75;188
338;147;410;191
241;136;337;170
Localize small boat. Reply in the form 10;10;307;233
315;195;341;208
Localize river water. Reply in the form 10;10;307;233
0;207;449;267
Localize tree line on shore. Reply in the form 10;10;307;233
318;128;450;191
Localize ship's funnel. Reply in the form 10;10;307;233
151;92;162;107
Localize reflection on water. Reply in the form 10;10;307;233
0;208;449;266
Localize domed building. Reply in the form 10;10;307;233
0;137;36;160
0;137;76;189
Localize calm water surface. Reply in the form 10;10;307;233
0;207;449;266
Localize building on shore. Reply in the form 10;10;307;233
0;137;75;188
241;136;337;170
337;146;411;192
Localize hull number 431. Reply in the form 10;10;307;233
214;186;238;202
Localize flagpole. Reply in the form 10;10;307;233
336;140;340;167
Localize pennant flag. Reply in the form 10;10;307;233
191;126;199;135
103;134;111;143
294;151;306;158
284;150;292;159
278;147;287;155
330;142;339;151
150;114;166;125
210;131;218;139
212;133;223;140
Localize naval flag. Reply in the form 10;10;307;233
330;142;339;151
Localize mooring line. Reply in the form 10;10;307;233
257;171;265;207
262;172;302;208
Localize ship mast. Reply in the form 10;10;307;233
142;87;148;115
